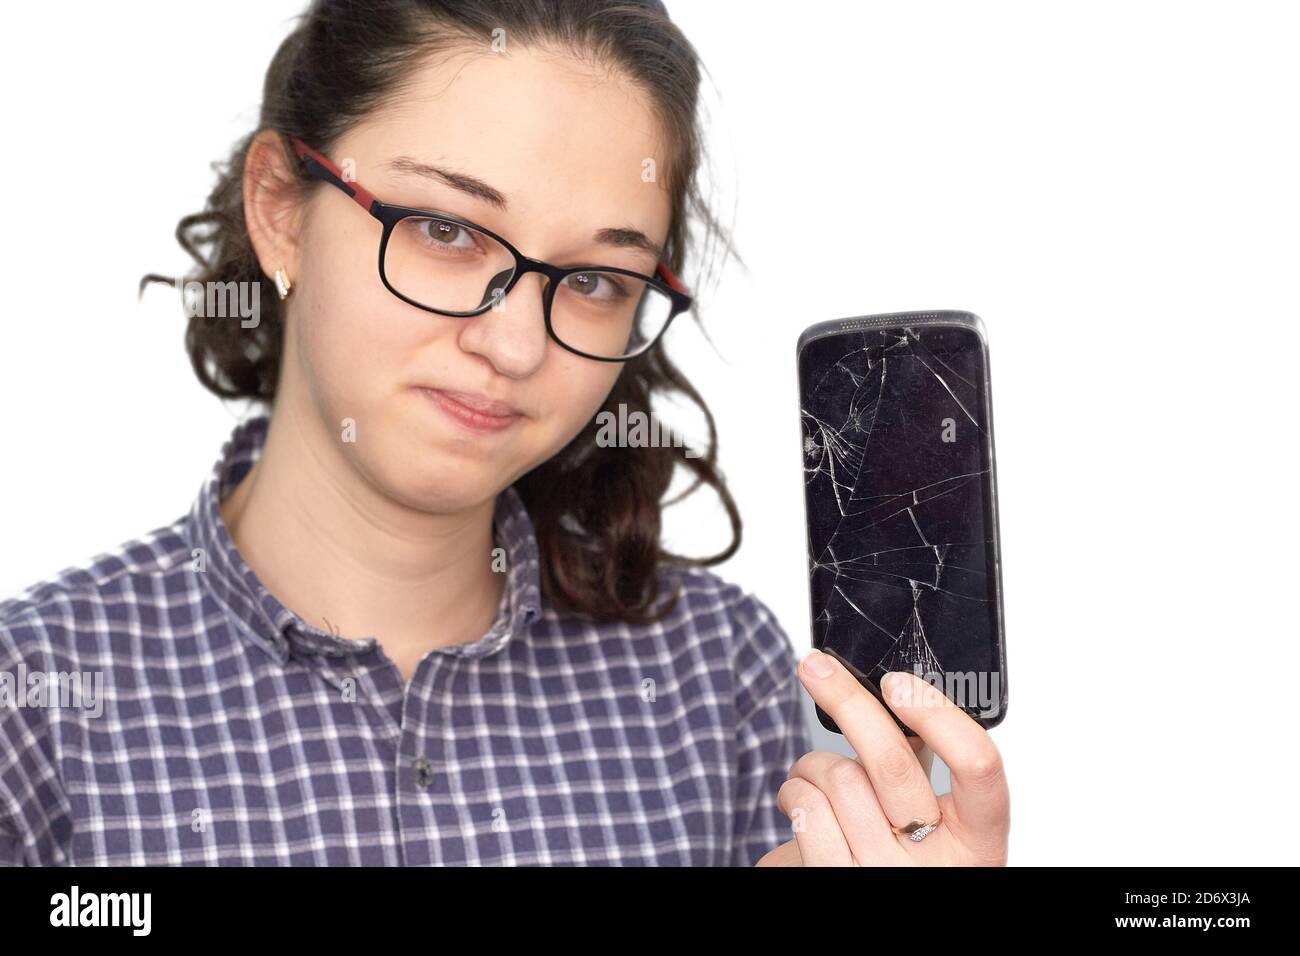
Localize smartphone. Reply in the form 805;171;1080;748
796;310;1007;736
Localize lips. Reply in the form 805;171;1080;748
434;387;521;417
415;386;524;434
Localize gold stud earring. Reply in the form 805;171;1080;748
273;267;294;300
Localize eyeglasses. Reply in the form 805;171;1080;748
288;136;693;362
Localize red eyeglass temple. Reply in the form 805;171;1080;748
289;136;690;296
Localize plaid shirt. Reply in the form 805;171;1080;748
0;415;809;865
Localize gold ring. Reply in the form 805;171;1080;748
890;811;943;843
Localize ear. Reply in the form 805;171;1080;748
243;129;303;285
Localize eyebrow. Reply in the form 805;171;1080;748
386;156;665;262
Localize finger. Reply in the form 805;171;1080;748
787;751;904;863
880;670;1009;843
776;776;854;866
755;839;803;867
910;738;935;778
799;650;941;836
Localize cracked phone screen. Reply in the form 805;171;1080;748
799;323;1005;730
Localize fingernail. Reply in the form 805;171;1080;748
881;671;908;700
802;649;835;679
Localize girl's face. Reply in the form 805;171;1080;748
278;45;673;512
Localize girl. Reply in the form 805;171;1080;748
0;0;1007;866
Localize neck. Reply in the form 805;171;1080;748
219;400;505;681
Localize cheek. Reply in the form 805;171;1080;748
290;226;425;418
537;356;623;448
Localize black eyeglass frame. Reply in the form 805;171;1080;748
288;135;693;362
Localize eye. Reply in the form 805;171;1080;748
400;216;484;257
418;218;476;249
563;271;630;302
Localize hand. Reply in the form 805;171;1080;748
757;650;1009;866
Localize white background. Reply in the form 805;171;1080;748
1;1;1296;865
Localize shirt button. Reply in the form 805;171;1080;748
412;756;434;790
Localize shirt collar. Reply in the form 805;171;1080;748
185;414;542;665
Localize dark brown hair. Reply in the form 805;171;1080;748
142;0;743;624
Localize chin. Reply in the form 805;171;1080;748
331;423;483;514
392;459;504;513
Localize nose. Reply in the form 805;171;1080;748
457;269;550;379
